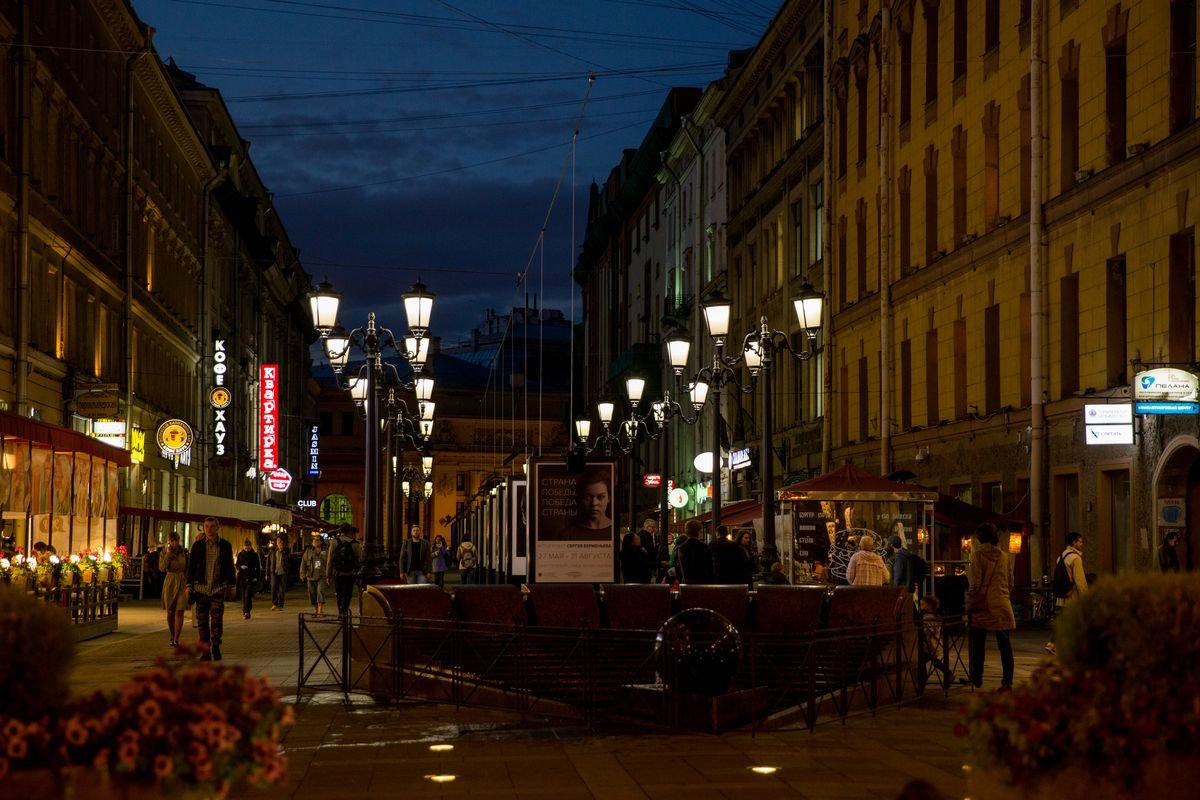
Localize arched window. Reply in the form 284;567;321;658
320;493;353;526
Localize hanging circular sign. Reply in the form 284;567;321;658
668;488;689;509
267;468;293;493
209;387;231;409
156;419;194;468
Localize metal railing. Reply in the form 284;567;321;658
296;611;973;731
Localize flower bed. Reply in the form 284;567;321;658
0;645;293;796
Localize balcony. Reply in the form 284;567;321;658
662;294;693;324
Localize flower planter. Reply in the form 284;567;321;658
82;569;94;584
5;767;227;800
967;754;1200;800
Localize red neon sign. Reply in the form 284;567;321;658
260;364;278;471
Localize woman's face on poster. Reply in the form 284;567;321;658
578;480;610;526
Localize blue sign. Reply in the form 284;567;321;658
307;424;320;475
1134;402;1200;415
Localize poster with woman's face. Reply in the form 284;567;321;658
8;440;30;515
53;453;74;516
31;448;51;515
531;460;616;583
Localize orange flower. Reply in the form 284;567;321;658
194;758;213;782
2;720;22;740
63;717;89;746
7;737;27;760
118;740;138;766
153;754;174;779
137;699;162;722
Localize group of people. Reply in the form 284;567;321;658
619;518;763;586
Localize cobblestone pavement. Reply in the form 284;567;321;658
71;591;1049;799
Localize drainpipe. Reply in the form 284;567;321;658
1029;0;1047;576
125;32;151;487
199;168;228;495
15;0;30;415
820;0;835;474
879;3;893;475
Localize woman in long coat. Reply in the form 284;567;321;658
966;523;1016;690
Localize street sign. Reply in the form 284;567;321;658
1134;368;1200;402
76;391;119;419
642;473;662;488
1135;401;1199;415
267;468;292;493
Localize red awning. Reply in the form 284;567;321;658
0;410;131;466
779;463;938;502
681;498;761;527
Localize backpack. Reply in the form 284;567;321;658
1052;553;1074;598
458;545;476;570
332;537;358;574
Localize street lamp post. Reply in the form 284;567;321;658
667;284;823;560
308;279;435;565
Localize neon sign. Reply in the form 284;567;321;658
212;340;229;456
307;424;320;476
260;364;278;470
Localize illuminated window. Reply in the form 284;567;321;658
320;493;353;526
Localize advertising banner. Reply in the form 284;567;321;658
531;460;615;583
260;364;279;471
510;480;528;576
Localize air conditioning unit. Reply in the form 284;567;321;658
1073;168;1094;182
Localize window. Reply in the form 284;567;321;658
952;126;967;244
899;24;913;127
319;493;353;526
838;90;848;177
318;411;333;436
954;317;967;418
340;411;355;436
1020;292;1032;406
1169;230;1196;362
1106;256;1127;387
1019;76;1031;214
924;145;938;261
840;361;850;444
838;215;848;306
1051;473;1080;553
985;303;1000;412
953;0;968;83
925;328;939;425
924;2;939;105
1101;469;1131;573
983;103;1000;229
1171;0;1197;134
856;198;868;299
857;71;868;164
1060;41;1080;190
984;0;1000;55
900;338;912;429
899;166;912;272
1060;273;1080;396
810;181;824;266
792;202;804;275
858;355;870;441
1105;35;1127;165
456;473;466;492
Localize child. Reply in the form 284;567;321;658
920;595;952;685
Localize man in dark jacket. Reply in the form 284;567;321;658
711;525;742;584
399;525;432;584
676;520;714;584
328;525;363;616
235;538;262;619
888;535;917;594
186;517;236;661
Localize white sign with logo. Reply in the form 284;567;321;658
267;468;292;493
1134;368;1200;402
1085;425;1134;445
729;447;752;471
668;488;689;509
1084;403;1132;424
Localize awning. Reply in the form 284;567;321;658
779;463;939;503
119;505;262;532
188;493;292;526
682;498;761;527
0;410;131;466
928;490;1025;532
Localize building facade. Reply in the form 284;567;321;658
826;0;1200;577
0;1;315;556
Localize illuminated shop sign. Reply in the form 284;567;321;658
212;340;230;457
729;447;752;471
308;424;320;476
157;419;194;468
260;364;278;471
130;427;145;464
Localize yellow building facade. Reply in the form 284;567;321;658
827;0;1200;577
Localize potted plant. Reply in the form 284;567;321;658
107;545;130;581
959;573;1200;799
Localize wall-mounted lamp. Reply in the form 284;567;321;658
1007;533;1022;555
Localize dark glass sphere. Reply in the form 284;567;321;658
654;608;742;695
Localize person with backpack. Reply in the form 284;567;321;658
455;537;478;584
1046;531;1088;655
888;534;927;599
328;524;362;617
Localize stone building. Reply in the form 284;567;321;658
0;1;315;555
826;0;1200;577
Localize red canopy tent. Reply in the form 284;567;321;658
779;463;939;503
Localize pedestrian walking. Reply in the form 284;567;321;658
735;530;756;588
399;525;432;584
619;531;653;583
676;520;714;584
846;534;890;585
235;538;261;619
455;538;478;584
431;535;450;587
267;535;289;610
300;534;330;616
965;523;1015;691
160;531;187;647
328;524;362;617
1045;531;1088;655
186;517;235;661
